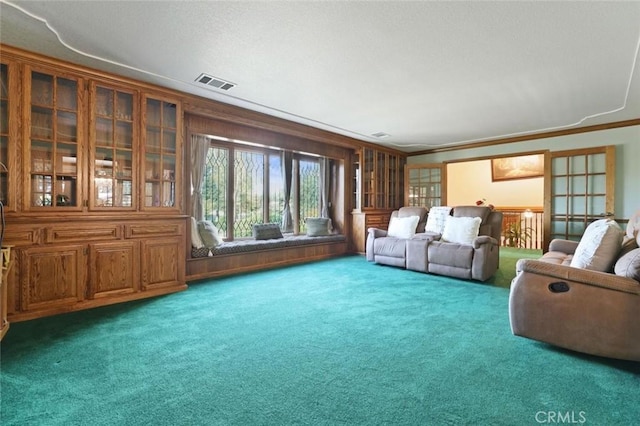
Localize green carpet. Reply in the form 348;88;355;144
1;254;638;425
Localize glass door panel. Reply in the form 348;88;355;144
362;148;374;209
143;98;179;208
387;154;397;209
0;63;9;207
27;69;80;209
375;151;386;208
405;164;446;208
90;83;136;209
545;147;615;250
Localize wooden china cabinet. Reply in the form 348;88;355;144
351;146;406;252
0;46;186;324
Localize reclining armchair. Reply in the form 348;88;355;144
366;206;429;268
509;212;640;361
421;206;503;281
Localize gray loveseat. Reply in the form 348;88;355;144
367;205;503;282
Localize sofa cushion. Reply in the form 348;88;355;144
570;219;623;272
252;223;284;240
305;217;331;236
453;206;491;224
441;216;482;245
190;217;205;249
198;220;224;248
374;237;407;258
387;215;420;239
614;248;640;282
428;241;474;268
620;236;639;259
626;209;640;246
398;207;429;233
425;206;452;234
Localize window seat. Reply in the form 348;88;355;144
192;234;346;258
187;234;349;281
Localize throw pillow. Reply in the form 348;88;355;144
387;215;420;239
252;223;284;240
306;217;331;236
441;216;482;245
614;248;640;281
425;206;452;234
197;220;224;248
190;217;205;249
570;219;623;271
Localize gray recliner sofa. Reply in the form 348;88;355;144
367;205;503;282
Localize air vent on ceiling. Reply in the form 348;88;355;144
371;132;391;138
194;73;236;91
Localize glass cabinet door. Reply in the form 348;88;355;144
143;97;178;208
387;154;397;209
375;151;386;208
0;62;11;209
362;148;374;209
26;68;82;210
90;83;136;209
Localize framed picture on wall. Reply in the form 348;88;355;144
491;154;544;181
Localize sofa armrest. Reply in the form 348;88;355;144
516;259;640;295
548;239;580;255
412;231;441;242
472;235;498;249
367;227;388;238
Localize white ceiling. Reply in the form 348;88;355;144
1;1;639;153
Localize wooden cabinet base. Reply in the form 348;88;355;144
8;284;187;323
4;218;186;323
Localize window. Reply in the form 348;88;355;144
297;158;320;233
203;146;228;237
202;139;324;239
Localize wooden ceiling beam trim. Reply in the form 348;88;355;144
408;118;640;156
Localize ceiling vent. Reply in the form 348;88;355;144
194;73;236;91
371;132;391;138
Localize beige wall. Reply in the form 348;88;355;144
446;160;543;207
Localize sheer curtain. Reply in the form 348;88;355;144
190;134;210;221
281;151;293;232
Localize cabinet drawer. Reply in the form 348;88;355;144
45;225;121;243
3;227;41;247
125;222;183;238
366;215;390;228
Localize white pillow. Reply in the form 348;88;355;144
190;217;205;249
441;216;482;245
425;206;452;234
387;215;420;239
197;220;224;249
570;219;623;271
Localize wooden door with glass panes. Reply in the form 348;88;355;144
0;60;18;212
404;163;446;208
142;95;181;210
23;66;84;211
89;83;137;210
544;146;615;251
